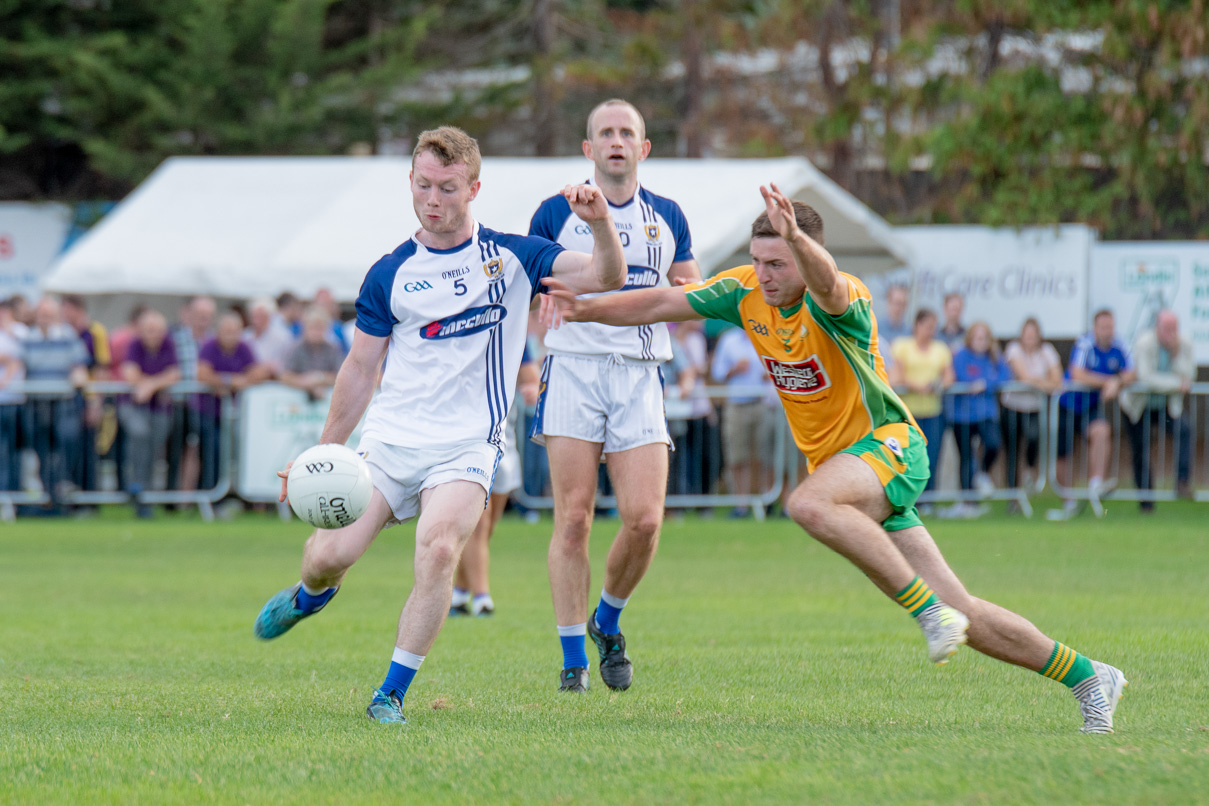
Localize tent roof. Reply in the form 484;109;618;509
44;155;909;301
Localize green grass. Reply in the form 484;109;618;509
2;503;1208;805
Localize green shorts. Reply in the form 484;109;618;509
839;421;929;532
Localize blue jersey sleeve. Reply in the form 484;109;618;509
643;190;694;263
529;194;573;241
355;244;409;337
495;233;565;299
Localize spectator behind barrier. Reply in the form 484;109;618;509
879;285;912;370
1051;309;1135;520
948;321;1010;505
313;287;350;354
109;304;148;367
1002;318;1062;490
711;324;777;517
280;306;344;401
670;319;717;497
197;312;269;490
889;308;953;495
168;295;216;494
1120;309;1194;511
274;292;304;338
23;297;89;507
62;294;112;493
119;310;180;518
244;297;296;377
0;298;25;492
939;292;966;353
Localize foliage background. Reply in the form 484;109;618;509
3;0;1207;237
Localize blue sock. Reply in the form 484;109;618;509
295;583;336;614
381;648;425;700
594;589;629;635
558;624;589;670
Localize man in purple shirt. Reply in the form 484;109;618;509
198;312;266;489
119;310;180;517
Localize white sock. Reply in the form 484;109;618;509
301;582;331;596
600;589;630;609
451;587;470;606
557;623;587;637
391;647;426;670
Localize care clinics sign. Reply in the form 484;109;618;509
896;225;1093;339
0;203;72;300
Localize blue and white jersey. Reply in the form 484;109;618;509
1059;333;1133;412
355;221;564;450
530;181;693;362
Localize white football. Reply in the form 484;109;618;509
287;444;374;529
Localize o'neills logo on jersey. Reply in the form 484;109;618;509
420;304;507;340
760;354;831;396
622;266;661;290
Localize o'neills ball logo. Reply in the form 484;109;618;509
760;354;831;396
419;304;507;340
317;495;355;527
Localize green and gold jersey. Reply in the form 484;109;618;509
684;266;919;469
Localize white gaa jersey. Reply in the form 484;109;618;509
355;221;563;450
530;182;693;362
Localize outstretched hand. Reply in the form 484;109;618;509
759;182;800;241
539;277;590;328
563;184;609;223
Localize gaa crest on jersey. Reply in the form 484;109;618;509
483;257;504;282
760;353;831;396
644;223;660;243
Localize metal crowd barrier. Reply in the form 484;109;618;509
0;380;233;522
513;385;788;520
1047;382;1201;517
915;381;1050;517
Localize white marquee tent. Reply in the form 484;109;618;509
43;155;910;323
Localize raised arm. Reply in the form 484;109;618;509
760;183;848;315
542;277;702;327
548;184;626;294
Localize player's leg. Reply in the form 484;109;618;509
253;488;395;640
587;442;668;691
785;453;916;597
887;523;1128;732
369;480;486;724
458;492;508;615
546;435;604;689
787;425;969;664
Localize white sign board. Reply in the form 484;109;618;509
1089;242;1209;364
0;203;72;301
237;384;363;502
896;225;1093;339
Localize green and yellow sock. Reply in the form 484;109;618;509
1038;641;1095;688
895;576;939;618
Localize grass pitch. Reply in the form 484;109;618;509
2;502;1208;804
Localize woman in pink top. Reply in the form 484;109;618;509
1001;317;1062;489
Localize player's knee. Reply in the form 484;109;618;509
786;489;828;535
624;508;662;542
304;533;355;577
418;533;461;576
554;508;593;546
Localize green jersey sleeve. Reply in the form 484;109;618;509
684;268;755;328
805;274;876;346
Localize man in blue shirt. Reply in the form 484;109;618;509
1053;309;1135;518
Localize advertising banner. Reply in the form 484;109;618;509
0;203;72;302
237;384;363;502
1089;242;1209;364
896;225;1093;339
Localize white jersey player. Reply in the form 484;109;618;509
528;99;701;693
253;126;626;725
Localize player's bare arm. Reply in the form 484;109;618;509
549;184;626;294
760;183;848;315
277;327;387;501
541;277;701;327
668;259;702;286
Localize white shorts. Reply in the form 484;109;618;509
357;437;501;526
530;352;672;454
494;438;521;495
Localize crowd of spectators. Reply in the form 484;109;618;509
0;284;1200;520
0;290;351;517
